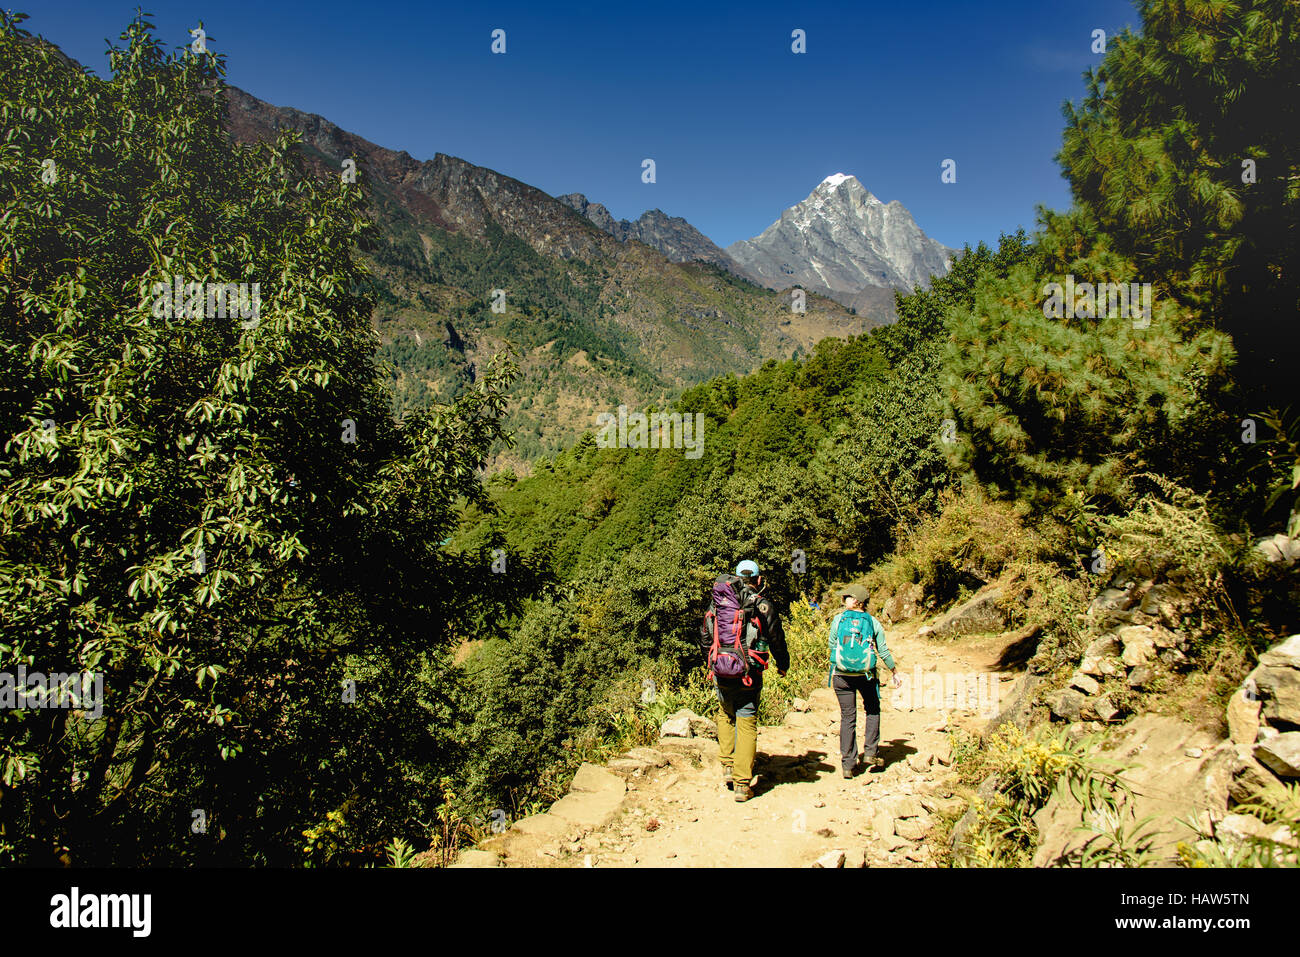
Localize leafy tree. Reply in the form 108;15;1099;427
0;13;514;864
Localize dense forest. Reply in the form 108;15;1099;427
1;1;1297;866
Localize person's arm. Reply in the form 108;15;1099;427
872;615;900;682
700;602;715;662
759;597;789;673
827;612;841;687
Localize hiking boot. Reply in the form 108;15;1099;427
866;755;885;771
722;767;734;790
734;783;753;803
842;766;854;780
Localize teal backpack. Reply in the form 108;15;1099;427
832;610;877;674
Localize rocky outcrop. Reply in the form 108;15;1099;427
926;583;1008;638
951;578;1300;866
557;194;745;276
450;760;642;867
659;709;716;739
1037;580;1199;728
880;582;925;625
1255;533;1300;566
1250;634;1300;729
1229;635;1300;782
1031;715;1229;866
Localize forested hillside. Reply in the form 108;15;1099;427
1;1;1297;868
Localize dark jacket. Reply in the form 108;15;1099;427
700;578;790;674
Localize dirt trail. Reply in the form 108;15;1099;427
466;622;1020;868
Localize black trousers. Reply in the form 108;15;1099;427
832;673;881;771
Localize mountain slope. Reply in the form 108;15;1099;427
727;174;956;315
222;89;879;467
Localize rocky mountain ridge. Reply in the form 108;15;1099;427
556;194;745;277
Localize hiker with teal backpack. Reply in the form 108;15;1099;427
700;560;789;803
828;584;901;779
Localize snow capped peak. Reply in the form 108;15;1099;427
727;174;954;301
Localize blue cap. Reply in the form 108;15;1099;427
735;560;760;578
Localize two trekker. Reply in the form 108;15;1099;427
701;560;788;803
701;568;901;800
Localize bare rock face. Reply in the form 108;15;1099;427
1227;684;1263;746
882;582;925;624
1031;715;1226;866
1256;733;1300;777
930;584;1008;638
1250;635;1300;729
724;175;954;310
558;194;744;276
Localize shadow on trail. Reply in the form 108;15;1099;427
875;738;918;770
751;750;832;794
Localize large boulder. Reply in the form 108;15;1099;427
1229;747;1279;804
1259;635;1300;669
1255;534;1300;566
1256;732;1300;778
931;584;1008;638
660;710;695;738
1226;683;1262;747
542;763;628;833
1250;635;1300;729
983;674;1041;739
882;582;925;624
688;713;717;738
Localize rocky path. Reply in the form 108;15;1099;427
457;625;1019;868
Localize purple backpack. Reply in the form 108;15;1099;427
706;575;766;685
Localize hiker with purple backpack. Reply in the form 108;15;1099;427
700;560;789;803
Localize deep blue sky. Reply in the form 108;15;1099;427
20;1;1142;250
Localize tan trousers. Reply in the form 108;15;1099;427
716;705;758;785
